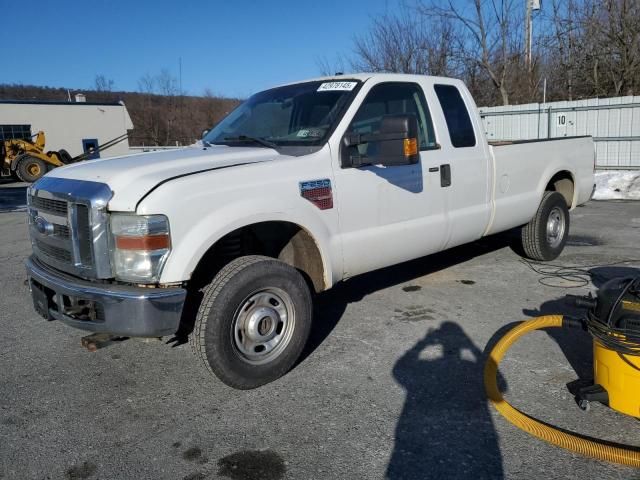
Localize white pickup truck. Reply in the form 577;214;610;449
25;74;595;389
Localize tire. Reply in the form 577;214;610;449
57;149;73;164
15;155;47;183
190;255;313;389
520;191;570;261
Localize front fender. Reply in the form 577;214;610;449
133;146;341;287
150;198;340;287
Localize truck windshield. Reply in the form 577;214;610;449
203;80;361;148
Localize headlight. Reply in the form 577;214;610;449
109;214;171;283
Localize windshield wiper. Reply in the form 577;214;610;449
223;135;278;149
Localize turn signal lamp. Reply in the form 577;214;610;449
110;214;171;283
404;138;418;156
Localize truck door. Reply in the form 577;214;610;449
431;83;491;248
332;82;449;278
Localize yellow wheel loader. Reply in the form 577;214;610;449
1;131;128;183
1;131;73;183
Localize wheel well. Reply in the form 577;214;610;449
191;221;327;293
545;171;574;208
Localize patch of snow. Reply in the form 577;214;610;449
592;170;640;200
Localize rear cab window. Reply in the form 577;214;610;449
434;84;476;148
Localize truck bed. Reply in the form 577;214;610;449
486;136;595;235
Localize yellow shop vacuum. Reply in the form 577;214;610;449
485;276;640;467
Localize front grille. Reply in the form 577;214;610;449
35;239;72;262
31;196;68;216
53;224;69;238
30;197;92;271
28;178;112;279
76;204;93;264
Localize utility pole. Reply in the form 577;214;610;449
525;0;532;72
525;0;541;72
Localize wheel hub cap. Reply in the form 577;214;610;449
233;288;295;364
28;163;41;176
546;206;566;248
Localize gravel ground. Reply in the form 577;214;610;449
1;183;639;480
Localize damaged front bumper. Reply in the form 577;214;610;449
25;256;186;337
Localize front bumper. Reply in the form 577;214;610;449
25;256;186;337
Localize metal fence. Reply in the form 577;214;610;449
479;96;640;169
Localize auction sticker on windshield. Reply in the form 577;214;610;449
317;82;357;92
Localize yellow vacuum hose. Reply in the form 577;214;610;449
484;314;640;468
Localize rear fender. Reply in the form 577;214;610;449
536;166;576;210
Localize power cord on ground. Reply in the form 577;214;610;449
519;258;640;288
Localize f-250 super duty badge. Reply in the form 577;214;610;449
299;179;333;210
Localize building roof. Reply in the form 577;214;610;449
0;99;125;107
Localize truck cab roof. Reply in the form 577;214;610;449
276;73;467;89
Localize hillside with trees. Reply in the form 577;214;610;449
0;71;241;146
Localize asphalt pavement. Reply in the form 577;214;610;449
0;180;28;212
1;187;639;480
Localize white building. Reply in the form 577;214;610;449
0;98;134;159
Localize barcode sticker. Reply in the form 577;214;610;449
317;82;357;92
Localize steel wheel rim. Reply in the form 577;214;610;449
546;206;566;248
232;287;295;365
27;162;41;176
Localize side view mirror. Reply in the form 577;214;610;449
341;113;420;168
202;129;209;139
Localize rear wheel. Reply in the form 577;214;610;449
190;255;313;389
15;155;47;183
519;191;570;261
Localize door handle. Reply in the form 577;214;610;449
440;164;451;187
428;167;440;173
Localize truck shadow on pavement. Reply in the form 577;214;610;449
306;232;515;361
386;321;505;479
308;235;513;480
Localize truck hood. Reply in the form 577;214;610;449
47;145;282;211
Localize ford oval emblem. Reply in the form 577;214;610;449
34;216;54;236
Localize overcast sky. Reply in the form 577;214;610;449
2;0;400;98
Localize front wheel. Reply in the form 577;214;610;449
190;256;313;389
15;155;47;183
519;191;570;261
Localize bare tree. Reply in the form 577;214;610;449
419;0;524;105
94;75;114;92
156;69;180;97
315;55;349;76
137;73;156;95
351;12;455;76
595;0;640;96
543;0;580;100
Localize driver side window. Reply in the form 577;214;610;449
348;83;436;157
